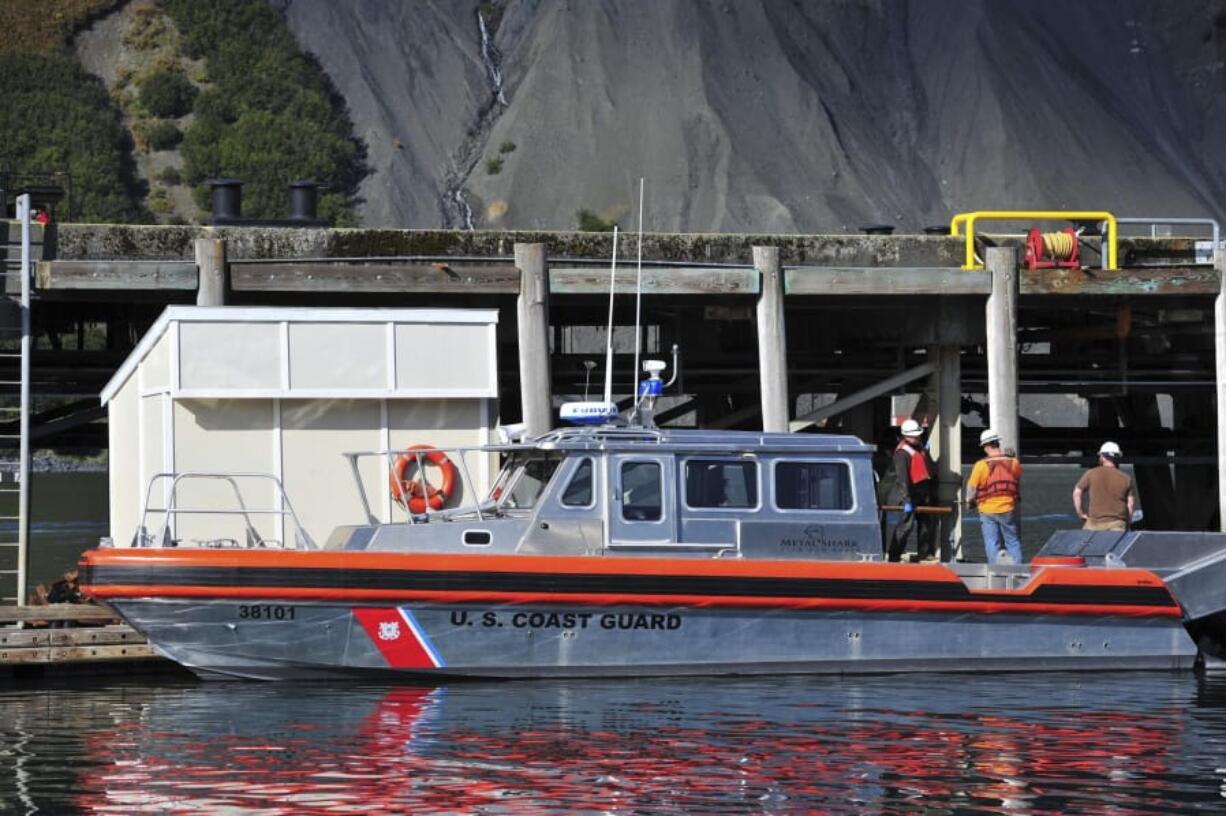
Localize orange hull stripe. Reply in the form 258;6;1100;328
80;549;1168;596
86;583;1182;618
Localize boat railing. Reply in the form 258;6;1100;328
343;445;500;526
134;472;317;550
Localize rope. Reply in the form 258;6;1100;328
1040;231;1077;261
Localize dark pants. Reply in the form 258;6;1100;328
888;482;937;562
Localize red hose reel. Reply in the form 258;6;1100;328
1023;227;1080;270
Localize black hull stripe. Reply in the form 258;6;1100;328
83;565;1177;609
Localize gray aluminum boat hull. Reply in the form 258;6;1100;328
110;599;1196;681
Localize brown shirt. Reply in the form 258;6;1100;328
1075;466;1133;524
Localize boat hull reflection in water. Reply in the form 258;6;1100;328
14;675;1220;813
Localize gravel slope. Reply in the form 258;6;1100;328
277;0;1226;232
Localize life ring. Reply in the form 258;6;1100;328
389;445;458;514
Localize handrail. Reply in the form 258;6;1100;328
1115;216;1219;250
950;210;1118;271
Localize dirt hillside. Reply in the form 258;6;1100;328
276;0;1226;232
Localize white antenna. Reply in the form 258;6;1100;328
632;178;645;397
602;225;619;405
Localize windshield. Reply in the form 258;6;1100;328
493;453;564;510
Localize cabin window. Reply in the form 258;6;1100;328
685;459;757;509
775;461;853;511
621;461;662;521
501;453;563;510
561;458;594;507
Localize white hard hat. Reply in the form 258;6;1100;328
979;428;1000;446
1098;441;1122;458
900;418;923;437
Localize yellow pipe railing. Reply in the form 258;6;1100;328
949;210;1117;271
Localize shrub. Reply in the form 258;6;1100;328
148;186;173;213
162;0;366;222
143;120;183;150
0;51;143;222
139;68;197;118
577;208;618;232
498;140;516;154
158;166;183;185
485;157;503;174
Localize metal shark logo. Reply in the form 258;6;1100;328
780;524;858;552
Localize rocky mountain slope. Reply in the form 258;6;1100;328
276;0;1226;232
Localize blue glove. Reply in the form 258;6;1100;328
903;501;914;514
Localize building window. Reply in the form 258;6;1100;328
561;458;594;507
775;462;853;510
621;461;662;521
685;460;757;508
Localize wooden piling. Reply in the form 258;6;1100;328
195;237;228;306
754;246;788;432
515;243;552;436
985;247;1019;453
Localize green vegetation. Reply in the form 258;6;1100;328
143;120;183;151
138;67;197;117
147;186;173;213
160;0;366;224
485;157;504;175
0;0;124;50
499;140;516;154
0;1;144;222
0;50;144;222
577;208;618;232
158;166;182;185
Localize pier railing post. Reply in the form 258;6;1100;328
194;236;228;306
985;247;1019;454
1216;248;1226;531
754;246;789;432
515;243;552;436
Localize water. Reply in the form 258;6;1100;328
0;472;108;600
9;470;1216;814
3;673;1226;813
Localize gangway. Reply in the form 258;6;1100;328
0;194;33;604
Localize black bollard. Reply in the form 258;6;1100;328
288;180;320;221
208;178;243;223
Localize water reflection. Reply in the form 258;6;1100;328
2;673;1222;814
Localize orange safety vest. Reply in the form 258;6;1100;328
896;440;932;484
978;456;1020;501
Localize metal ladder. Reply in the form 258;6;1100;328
0;194;33;604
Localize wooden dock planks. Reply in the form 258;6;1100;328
0;605;167;670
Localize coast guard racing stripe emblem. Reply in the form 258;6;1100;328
354;607;446;669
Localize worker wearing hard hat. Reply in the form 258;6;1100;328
965;429;1023;564
1072;441;1135;532
887;418;939;563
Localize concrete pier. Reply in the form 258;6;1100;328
11;221;1226;541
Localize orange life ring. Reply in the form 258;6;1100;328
389;445;458;514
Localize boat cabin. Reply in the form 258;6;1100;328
326;427;882;561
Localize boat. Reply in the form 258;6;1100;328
79;358;1226;680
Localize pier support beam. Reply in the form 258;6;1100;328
1216;248;1226;530
194;237;228;306
515;243;552;436
754;246;788;432
985;247;1019;453
928;343;963;561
